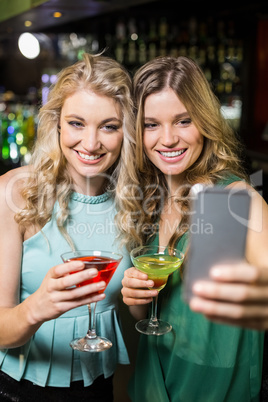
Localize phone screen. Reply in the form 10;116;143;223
183;185;251;303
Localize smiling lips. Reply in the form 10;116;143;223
157;148;187;162
159;149;186;157
77;150;104;162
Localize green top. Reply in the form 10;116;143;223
128;175;264;401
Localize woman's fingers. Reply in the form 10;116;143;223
121;267;158;305
50;261;102;290
122;267;154;289
121;286;157;303
53;260;85;277
190;295;268;318
122;267;149;281
191;263;268;303
192;280;268;303
188;262;268;330
41;261;106;308
209;263;264;283
190;296;268;330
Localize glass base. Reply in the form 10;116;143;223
135;318;172;336
70;336;112;352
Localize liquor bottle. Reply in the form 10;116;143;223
158;17;168;57
126;18;138;66
148;19;158;60
114;19;126;63
137;20;147;66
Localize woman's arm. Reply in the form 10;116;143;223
190;181;268;330
0;169;106;348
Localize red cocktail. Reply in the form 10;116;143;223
61;250;122;352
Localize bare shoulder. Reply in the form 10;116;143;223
0;165;33;185
0;165;33;211
227;179;255;191
227;180;267;205
227;181;268;265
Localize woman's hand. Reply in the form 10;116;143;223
189;262;268;330
121;267;158;305
27;260;106;325
121;267;158;320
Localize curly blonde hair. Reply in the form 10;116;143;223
15;52;135;243
115;56;248;251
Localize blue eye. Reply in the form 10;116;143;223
176;118;192;126
68;121;84;128
144;122;158;129
103;124;120;132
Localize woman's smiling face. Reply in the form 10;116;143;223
143;88;204;185
59;89;123;195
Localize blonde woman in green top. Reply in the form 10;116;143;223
118;56;268;401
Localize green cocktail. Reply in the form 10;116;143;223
133;254;183;291
131;245;184;335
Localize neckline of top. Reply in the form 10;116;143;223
70;192;110;204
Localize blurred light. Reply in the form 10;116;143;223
24;20;32;27
23;151;32;165
77;49;85;60
8;136;14;143
131;33;138;41
42;87;50;105
7;126;15;134
8;113;15;121
18;33;40;59
10;143;19;161
0;102;6;112
41;74;50;84
50;75;57;84
70;33;77;41
20;146;28;156
16;133;24;145
2;146;9;159
53;12;62;18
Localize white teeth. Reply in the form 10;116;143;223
159;149;185;157
78;152;101;161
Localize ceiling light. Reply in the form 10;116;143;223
18;33;40;59
53;12;62;18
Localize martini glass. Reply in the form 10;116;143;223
130;245;184;335
61;249;122;352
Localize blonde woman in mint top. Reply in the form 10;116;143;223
118;56;268;401
0;52;135;401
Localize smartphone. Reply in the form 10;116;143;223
183;184;251;303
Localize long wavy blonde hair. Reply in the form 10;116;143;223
115;56;248;251
15;52;135;240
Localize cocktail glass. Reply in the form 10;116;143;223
130;245;184;335
61;250;122;352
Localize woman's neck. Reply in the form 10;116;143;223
72;178;107;196
159;196;182;248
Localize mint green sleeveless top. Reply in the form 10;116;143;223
0;192;131;387
129;175;264;401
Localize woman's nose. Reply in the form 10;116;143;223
82;129;101;151
160;127;179;147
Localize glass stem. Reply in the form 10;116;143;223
86;302;97;339
149;294;159;327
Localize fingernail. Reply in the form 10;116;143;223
97;281;106;290
74;261;84;268
192;283;204;293
87;268;98;276
210;268;222;278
